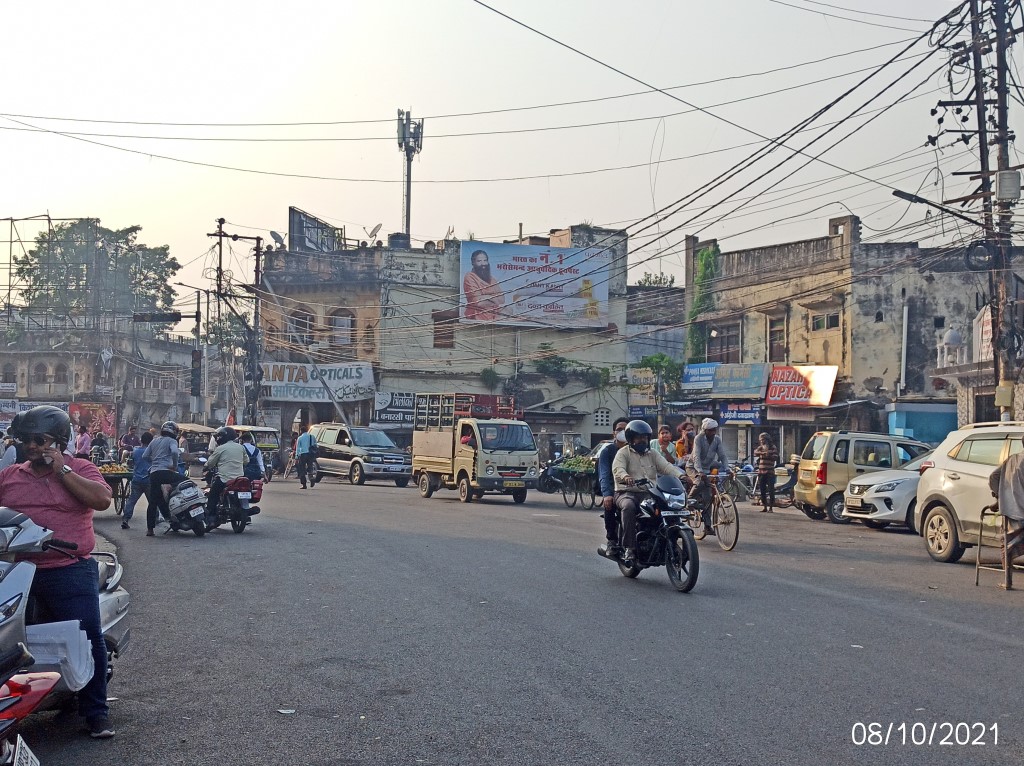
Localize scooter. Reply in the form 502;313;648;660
0;644;60;766
166;479;209;537
0;508;130;709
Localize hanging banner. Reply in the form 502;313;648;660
764;365;838;407
459;240;611;327
260;362;374;403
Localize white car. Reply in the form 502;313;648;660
842;450;933;531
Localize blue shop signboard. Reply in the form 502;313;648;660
628;405;659;418
708;364;771;399
720;402;764;425
680;362;719;391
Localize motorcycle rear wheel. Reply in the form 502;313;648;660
231;515;247;533
192;518;206;537
667;531;699;592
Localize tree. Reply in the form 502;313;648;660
687;245;719;362
636;271;676;287
634;353;683;396
15;219;179;315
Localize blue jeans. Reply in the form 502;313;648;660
30;559;108;721
124;479;149;521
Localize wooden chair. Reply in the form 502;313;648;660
975;503;1024;590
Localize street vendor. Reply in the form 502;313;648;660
988;453;1024;562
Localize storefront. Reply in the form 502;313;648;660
707;364;771;460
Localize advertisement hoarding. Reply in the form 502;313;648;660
459;240;610;328
764;365;838;407
373;391;416;427
720;402;764;425
260;362;374;403
69;402;116;437
681;363;719;391
288;206;344;253
627;368;657;412
0;401;70;434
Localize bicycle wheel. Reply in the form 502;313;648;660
721;476;742;502
562;475;578;508
688;504;707;540
714;494;739;551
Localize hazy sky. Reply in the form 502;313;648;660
0;0;990;310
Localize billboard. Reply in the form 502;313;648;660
288;207;344;253
681;363;719;391
260;362;374;403
373;391;416;427
0;401;70;435
764;365;838;407
459;240;611;328
708;364;771;399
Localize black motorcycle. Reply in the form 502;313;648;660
537;456;566;494
597;475;700;592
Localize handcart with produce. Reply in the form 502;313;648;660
98;463;133;515
556;454;599;509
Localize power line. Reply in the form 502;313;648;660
784;0;935;23
764;0;930;32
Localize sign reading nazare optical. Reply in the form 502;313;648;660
764;365;838;407
260;362;374;403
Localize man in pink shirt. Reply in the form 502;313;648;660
0;406;114;738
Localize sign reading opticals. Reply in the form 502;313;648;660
260;362;374;403
764;365;838;407
708;364;771;399
680;362;719;391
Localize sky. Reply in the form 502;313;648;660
0;0;1002;317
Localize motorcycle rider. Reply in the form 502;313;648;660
142;421;182;537
612;420;689;566
598;417;629;556
690;418;730;536
0;405;115;738
205;426;248;528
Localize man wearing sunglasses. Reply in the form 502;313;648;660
0;406;115;739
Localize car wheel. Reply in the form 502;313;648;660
350;463;366;486
825;493;849;524
923;504;966;563
395;477;410;488
863;519;890;530
904;500;917;533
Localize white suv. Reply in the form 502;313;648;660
914;421;1024;563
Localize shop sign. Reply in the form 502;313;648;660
374;391;415;426
720;402;763;424
709;364;771;399
765;365;838;407
680;362;719;391
628;405;658;418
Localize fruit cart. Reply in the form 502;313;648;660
98;465;132;515
556;455;598;509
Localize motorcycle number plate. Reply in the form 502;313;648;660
845;497;862;508
188;507;204;518
503;480;525;488
14;736;40;766
237;492;252;499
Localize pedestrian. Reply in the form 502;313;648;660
294;424;318;489
122;431;153;529
117;425;141;463
141;421;182;536
651;425;675;463
0;405;115;738
754;432;779;512
74;424;92;458
675;422;695;468
0;432;17;471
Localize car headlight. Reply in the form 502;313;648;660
528;466;537;476
486;465;495;475
873;479;907;493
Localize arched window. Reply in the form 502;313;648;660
1;364;14;385
329;310;354;346
31;363;48;384
287;307;314;346
54;364;69;385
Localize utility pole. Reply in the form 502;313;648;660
396;109;424;238
207;217;226;324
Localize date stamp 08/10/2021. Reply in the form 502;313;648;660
851;722;1000;747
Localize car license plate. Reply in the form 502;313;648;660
237;491;251;499
189;507;204;518
13;736;39;766
846;497;862;508
800;469;813;479
386;466;403;472
503;480;525;488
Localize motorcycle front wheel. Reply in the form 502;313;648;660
667;530;699;592
192;517;206;537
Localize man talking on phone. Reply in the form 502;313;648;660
0;406;115;739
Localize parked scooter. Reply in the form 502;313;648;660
166;479;209;537
0;644;60;766
0;507;130;709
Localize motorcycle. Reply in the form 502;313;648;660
597;475;700;592
0;507;130;712
537;456;566;494
0;644;59;766
202;472;262;534
166;479;210;537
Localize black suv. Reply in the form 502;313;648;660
309;423;412;486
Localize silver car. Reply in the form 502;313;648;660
842;450;933;531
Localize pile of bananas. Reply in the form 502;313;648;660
98;464;130;474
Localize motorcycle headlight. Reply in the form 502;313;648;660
873;479;907;493
486;465;495;475
528;466;537;476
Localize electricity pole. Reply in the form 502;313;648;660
396;109;424;238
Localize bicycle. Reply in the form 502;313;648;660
687;473;739;551
720;466;754;502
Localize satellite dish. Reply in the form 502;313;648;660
364;223;382;241
270;231;285;247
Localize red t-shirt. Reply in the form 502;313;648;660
0;458;104;569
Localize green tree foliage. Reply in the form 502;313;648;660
15;219;179;314
634;353;683;397
205;313;251;351
534;342;609;389
687;244;719;362
636;271;676;287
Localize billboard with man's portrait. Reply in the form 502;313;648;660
459;241;611;328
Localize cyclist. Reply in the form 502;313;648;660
612;420;689;566
690;418;729;536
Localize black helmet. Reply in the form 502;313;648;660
160;421;179;439
213;426;237;445
624;419;653;454
9;406;73;448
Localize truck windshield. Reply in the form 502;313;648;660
479;424;536;451
352;428;398;449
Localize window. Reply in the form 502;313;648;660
833;439;849;463
1009;438;1024;457
286;308;314;346
768;317;786;363
853;440;892;468
1;364;15;384
134;375;143;389
329;311;354;346
335;430;348;446
812;312;840;331
950;437;1004;466
934;317;945;329
432;309;457;349
874;311;884;323
897;443;928;462
593;408;611;428
31;364;47;384
54;364;68;385
707;322;740;363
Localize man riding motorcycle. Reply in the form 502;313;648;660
612;420;689;566
690;418;730;536
205;426;248;529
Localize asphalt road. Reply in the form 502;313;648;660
25;477;1023;766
